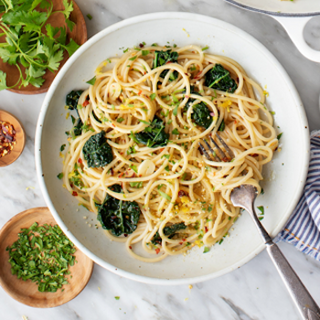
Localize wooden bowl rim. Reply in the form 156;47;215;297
0;207;94;308
0;110;26;167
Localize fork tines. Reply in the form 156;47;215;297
199;132;235;163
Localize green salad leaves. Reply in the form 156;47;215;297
83;131;113;168
96;184;141;236
0;0;80;91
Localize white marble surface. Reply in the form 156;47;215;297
1;1;320;319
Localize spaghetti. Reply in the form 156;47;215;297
62;44;278;262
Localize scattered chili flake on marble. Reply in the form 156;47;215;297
0;121;16;158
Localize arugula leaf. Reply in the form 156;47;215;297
96;184;141;236
82;131;114;168
204;64;237;93
151;223;187;245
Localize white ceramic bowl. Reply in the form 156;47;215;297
35;12;309;285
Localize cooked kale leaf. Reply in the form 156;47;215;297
66;90;84;137
96;184;141;236
71;118;83;137
83;131;113;168
151;223;187;245
204;64;237;93
66;90;83;111
153;50;179;81
184;86;213;129
134;115;169;148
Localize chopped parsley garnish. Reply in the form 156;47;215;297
277;132;283;140
57;173;64;179
86;76;96;85
6;222;76;292
158;190;171;201
203;247;210;253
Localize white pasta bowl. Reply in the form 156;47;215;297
35;12;309;285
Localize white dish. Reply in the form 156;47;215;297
35;12;309;285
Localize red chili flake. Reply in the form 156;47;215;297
139;43;144;48
72;191;78;197
118;172;125;178
178;190;186;197
78;158;82;164
234;120;237;124
124;234;128;237
194;71;202;80
155;248;160;254
166;61;172;64
179;242;183;245
0;121;17;158
129;246;133;250
205;227;208;233
138;90;142;95
110;168;114;176
112;124;115;127
182;239;186;242
252;154;259;157
82;100;89;107
159;148;165;152
70;183;74;188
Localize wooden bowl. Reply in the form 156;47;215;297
0;207;94;308
0;110;26;167
0;0;87;95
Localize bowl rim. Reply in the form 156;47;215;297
224;0;320;17
35;12;310;285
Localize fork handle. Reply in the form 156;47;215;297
266;242;320;320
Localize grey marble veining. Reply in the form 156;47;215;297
1;1;320;319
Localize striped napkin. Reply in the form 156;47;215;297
279;130;320;260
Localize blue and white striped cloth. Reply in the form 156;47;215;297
279;130;320;260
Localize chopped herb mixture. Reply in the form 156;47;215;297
6;222;76;292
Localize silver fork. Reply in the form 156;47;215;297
200;133;320;320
